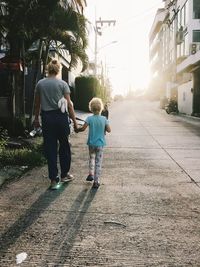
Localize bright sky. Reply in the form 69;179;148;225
85;0;164;96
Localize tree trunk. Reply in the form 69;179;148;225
28;39;44;129
42;41;50;78
8;38;26;135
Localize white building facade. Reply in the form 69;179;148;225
149;7;167;100
149;0;200;116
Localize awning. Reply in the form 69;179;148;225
0;57;23;71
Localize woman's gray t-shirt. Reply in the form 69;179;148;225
35;77;70;111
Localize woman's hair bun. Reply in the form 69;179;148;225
52;59;58;64
47;59;60;75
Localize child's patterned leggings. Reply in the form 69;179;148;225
88;146;103;182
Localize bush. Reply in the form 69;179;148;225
0;148;46;167
0;137;46;168
74;75;108;111
0;117;25;137
75;76;98;111
0;127;8;150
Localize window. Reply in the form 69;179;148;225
193;30;200;42
193;0;200;19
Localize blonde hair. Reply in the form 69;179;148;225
47;59;60;75
89;97;103;114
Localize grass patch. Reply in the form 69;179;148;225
0;129;46;186
0;137;46;168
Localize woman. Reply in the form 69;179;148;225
33;59;78;190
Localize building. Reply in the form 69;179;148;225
176;0;200;115
149;7;167;101
149;0;200;116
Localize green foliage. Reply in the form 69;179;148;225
0;127;8;150
75;75;101;111
0;148;46;167
0;0;89;135
0;0;88;71
74;75;111;111
0;138;46;168
47;8;88;71
0;117;26;137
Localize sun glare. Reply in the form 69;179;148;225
85;0;163;96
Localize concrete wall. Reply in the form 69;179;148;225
178;80;193;114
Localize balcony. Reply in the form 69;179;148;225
176;55;187;64
177;49;200;74
149;8;167;42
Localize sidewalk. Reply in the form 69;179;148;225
1;101;200;266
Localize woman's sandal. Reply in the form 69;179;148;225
50;181;61;190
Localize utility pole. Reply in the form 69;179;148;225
94;17;116;77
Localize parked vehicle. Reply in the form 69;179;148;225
165;99;179;114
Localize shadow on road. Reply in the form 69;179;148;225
0;183;98;266
41;187;97;266
0;184;69;257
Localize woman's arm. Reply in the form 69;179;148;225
64;93;78;130
33;94;41;128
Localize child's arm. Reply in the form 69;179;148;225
75;122;88;133
105;124;111;133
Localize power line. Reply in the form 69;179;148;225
120;1;164;26
107;2;164;41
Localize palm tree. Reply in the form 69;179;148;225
0;0;88;72
0;0;88;132
62;0;87;14
27;2;89;126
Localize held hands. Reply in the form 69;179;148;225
74;127;80;133
74;125;84;133
74;122;87;133
73;123;79;133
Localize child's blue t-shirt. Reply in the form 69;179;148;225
85;115;109;147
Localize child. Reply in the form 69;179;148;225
76;97;111;188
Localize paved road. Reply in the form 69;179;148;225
1;100;200;266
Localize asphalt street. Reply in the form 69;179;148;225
1;100;200;266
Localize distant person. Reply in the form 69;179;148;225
101;103;109;119
33;59;78;190
75;97;111;188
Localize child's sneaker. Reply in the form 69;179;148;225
86;174;94;181
92;181;100;189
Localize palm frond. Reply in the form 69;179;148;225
69;41;88;71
